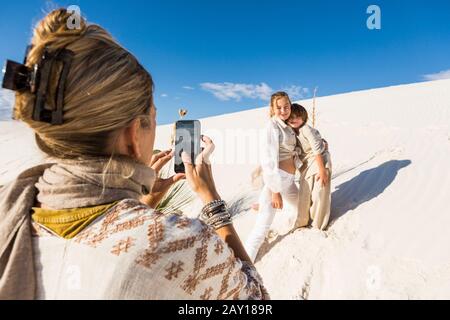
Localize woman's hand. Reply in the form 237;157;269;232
143;149;186;209
271;192;283;210
316;168;329;187
182;135;221;204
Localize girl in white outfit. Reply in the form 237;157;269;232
244;92;302;262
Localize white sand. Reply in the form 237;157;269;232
1;79;450;299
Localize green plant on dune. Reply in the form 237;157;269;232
153;149;195;215
156;179;195;215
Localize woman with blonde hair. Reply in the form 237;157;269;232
0;8;268;300
244;92;303;262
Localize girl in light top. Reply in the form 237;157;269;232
287;104;332;231
244;92;302;262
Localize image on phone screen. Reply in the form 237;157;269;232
174;120;201;173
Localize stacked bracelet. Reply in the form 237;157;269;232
200;199;232;230
202;200;226;215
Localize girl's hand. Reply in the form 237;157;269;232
316;169;329;187
182;135;221;204
271;192;283;210
144;150;186;209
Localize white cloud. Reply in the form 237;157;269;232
423;69;450;81
182;86;195;90
282;85;310;100
161;93;168;98
200;82;273;101
201;82;310;102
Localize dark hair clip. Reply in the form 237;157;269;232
2;60;32;91
2;45;74;125
33;48;74;125
1;45;34;92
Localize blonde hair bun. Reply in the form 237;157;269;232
32;8;87;48
13;8;154;160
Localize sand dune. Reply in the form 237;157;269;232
1;79;449;299
0;89;14;121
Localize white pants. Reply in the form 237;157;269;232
244;170;299;262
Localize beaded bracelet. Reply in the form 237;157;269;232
202;200;226;216
207;212;231;226
200;210;230;225
203;204;227;219
200;199;232;229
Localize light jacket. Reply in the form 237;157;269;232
260;117;302;193
297;124;332;178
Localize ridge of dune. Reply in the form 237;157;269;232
1;79;450;299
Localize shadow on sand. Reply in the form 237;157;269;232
256;159;412;262
256;160;412;262
329;159;412;225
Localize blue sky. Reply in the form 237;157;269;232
1;0;450;124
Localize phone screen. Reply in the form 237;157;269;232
174;120;201;173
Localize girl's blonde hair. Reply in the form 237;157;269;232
14;8;154;159
269;91;291;117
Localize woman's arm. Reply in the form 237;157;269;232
215;224;253;264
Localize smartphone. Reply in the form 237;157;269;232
174;120;201;173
